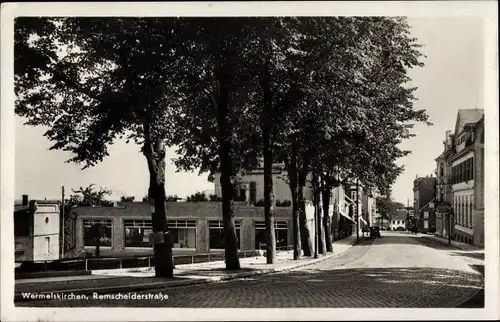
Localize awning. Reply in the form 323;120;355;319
340;212;356;224
344;196;355;204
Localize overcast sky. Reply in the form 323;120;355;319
14;17;485;204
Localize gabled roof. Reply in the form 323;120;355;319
454;109;484;136
419;197;436;212
392;209;408;221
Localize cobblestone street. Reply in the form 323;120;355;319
17;232;483;308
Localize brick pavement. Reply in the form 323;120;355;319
16;232;483;308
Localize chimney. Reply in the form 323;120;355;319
22;194;29;206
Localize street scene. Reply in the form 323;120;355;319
15;232;484;308
3;3;496;318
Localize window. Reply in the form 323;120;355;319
467;158;473;181
439;163;444;177
255;221;288;249
124;220;152;247
249;182;257;204
209;220;241;249
168;220;196;248
239;188;246;202
424;221;429;229
45;237;50;255
423;212;429;219
83;219;112;247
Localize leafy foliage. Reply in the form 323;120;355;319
376;195;405;220
186;192;209;202
120;195;135;202
16;17;430;264
209;194;223;202
67;184;113;207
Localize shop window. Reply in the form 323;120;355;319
209;220;241;249
124;220;152;247
168;220;197;248
83;219;112;247
254;221;288;249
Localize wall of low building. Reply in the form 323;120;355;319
419;208;436;233
70;202;294;257
32;203;60;261
15;236;32;262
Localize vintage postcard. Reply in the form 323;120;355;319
1;1;498;321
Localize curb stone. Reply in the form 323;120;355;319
15;237;363;302
420;234;482;252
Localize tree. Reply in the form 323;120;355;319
89;223;106;257
166;195;179;202
120;195;135;202
186;192;209;202
15;17;188;277
376;195;402;224
171;18;269;270
209;194;223;202
69;184;113;207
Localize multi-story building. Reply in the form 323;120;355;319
413;176;437;233
389;209;408;231
213;161;291;204
435;130;455;237
448;109;484;245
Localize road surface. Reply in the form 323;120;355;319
17;231;483;308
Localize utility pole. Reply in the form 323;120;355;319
61;186;65;259
356;180;360;242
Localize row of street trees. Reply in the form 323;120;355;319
15;17;430;277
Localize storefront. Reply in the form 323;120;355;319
254;220;288;249
209;220;241;250
69;202;296;258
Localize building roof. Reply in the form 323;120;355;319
392;209;408;221
454;109;484;136
419;197;436;212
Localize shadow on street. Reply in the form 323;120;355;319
456;264;485;308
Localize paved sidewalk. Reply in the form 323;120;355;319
15;236;359;301
421;234;484;251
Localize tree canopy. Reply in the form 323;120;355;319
15;16;429;267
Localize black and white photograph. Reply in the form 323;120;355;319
1;1;498;321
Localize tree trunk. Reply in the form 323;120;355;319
284;147;301;260
215;61;241;271
95;238;100;258
313;172;326;255
144;138;174;278
298;164;313;257
322;185;333;252
317;180;326;255
263;127;276;264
